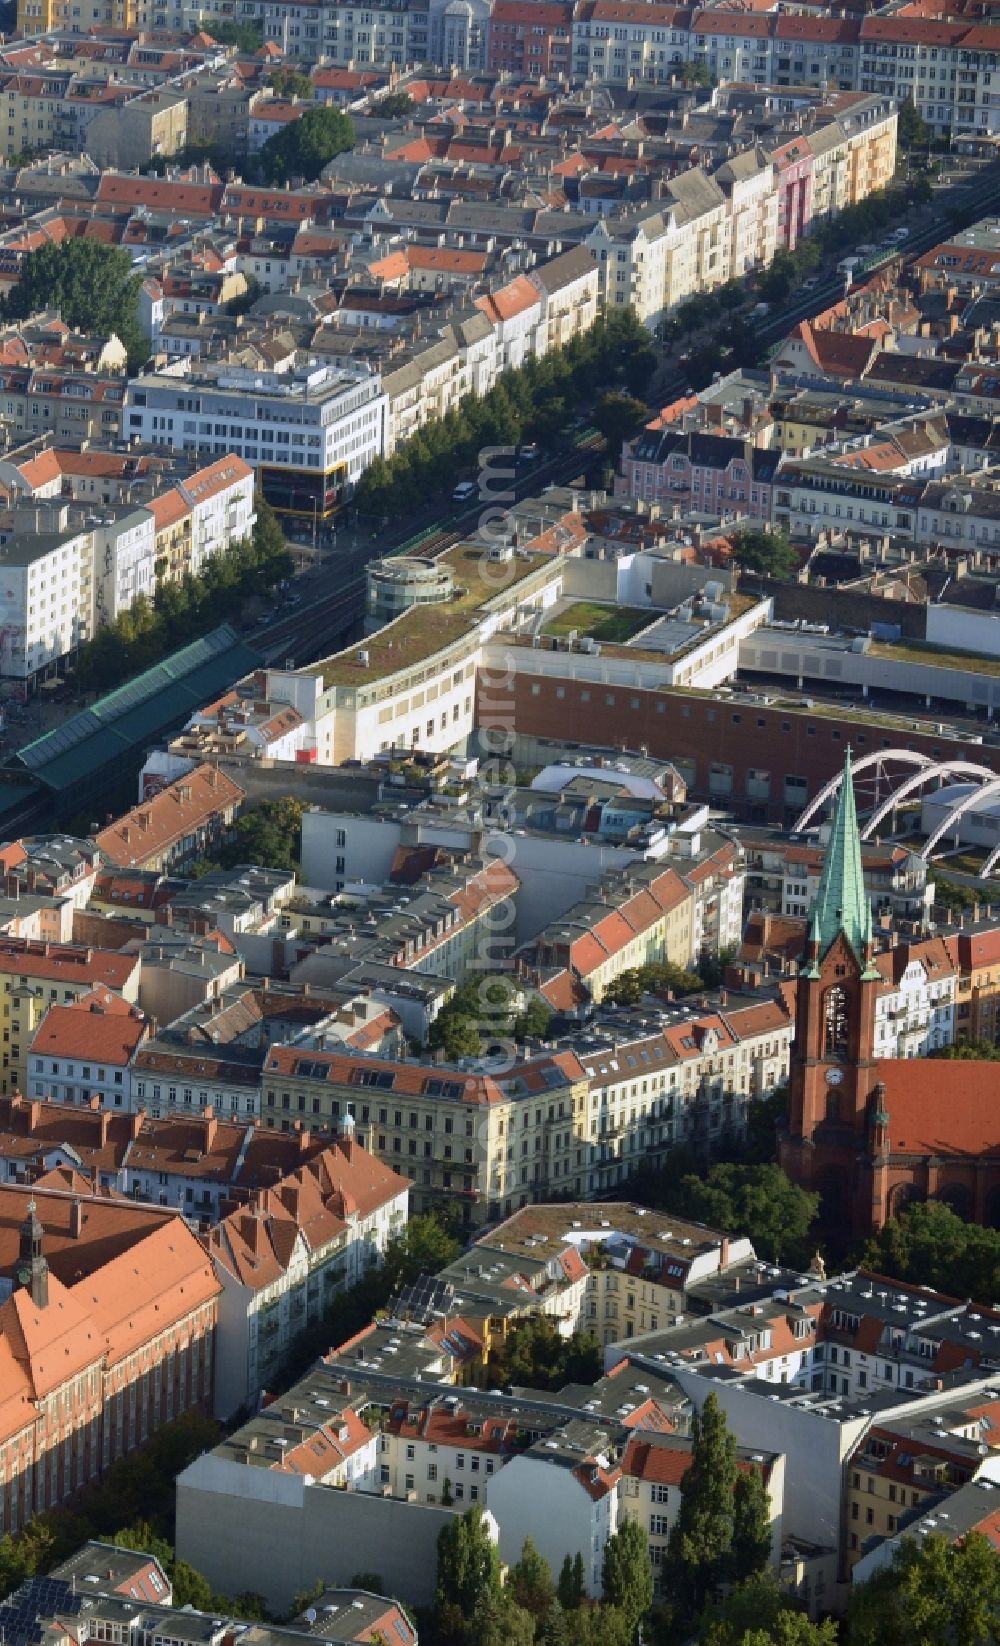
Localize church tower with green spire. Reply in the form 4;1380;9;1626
802;746;878;981
780;749;884;1233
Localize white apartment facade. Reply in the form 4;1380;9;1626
92;507;156;627
208;1139;409;1418
124;358;386;519
872;948;957;1060
0;509;91;685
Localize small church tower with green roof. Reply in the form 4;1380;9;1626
780;749;885;1232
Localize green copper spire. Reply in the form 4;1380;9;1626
808;747;874;965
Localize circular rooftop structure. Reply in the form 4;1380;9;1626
366;556;456;630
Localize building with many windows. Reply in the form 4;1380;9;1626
124;359;385;525
0;1185;218;1536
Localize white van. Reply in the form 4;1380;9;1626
452;480;478;505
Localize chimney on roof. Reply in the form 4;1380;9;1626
99;1108;111;1147
720;1236;730;1271
129;1108;145;1141
203;1110;218;1152
69;1199;83;1239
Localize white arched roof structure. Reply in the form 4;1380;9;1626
922;775;1000;859
861;761;997;839
792;750;933;832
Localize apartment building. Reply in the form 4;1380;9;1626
469;1199;757;1349
0;1091;330;1215
486;0;573;76
0;1186;218;1536
518;847;745;1008
843;1394;997;1569
0;507;92;685
619;427;781;522
260;986;791;1220
771;459;923;540
0;938;140;1095
207;1134;409;1417
620;1266;1000;1594
944;923;1000;1046
871;936;957;1061
124;358;385;524
860;17;1000;138
93;765;245;873
26;987;148;1109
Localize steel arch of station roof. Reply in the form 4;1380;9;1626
792;750;933;833
922;775;1000;861
861;761;998;840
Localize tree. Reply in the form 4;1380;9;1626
259;104;354;184
558;1552;585;1610
371;92;414;117
427;1011;481;1061
201;16;263;48
680;60;714;87
702;1577;839;1645
434;1509;502;1631
381;1213;460;1293
932;1037;1000;1060
666;1164;819;1265
592;392;649;463
469;1589;535;1646
898;97;931;151
510;1537;556;1619
623;347;658;399
731;1466;773;1584
268;67;314;99
848;1531;1000;1646
603;960;704;1006
731;527;799;582
480;1316;601;1393
221;796;305;873
666;1394;738;1618
538;1599;570;1646
3;239;148;369
861;1199;1000;1306
514;996;552;1041
602;1519;654;1643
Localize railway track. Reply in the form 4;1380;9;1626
253;436;605;670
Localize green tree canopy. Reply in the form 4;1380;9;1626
642;1163;819;1265
4;239;148;368
557;1552;586;1609
667;1392;738;1619
591;392;649;462
434;1508;503;1639
702;1576;838;1646
932;1037;1000;1060
861;1199;1000;1305
848;1531;1000;1646
898;97;931;151
201;16;263;48
220;796;305;874
372;92;414;117
731;527;799;582
510;1537;556;1619
268;67;314;99
603;960;704;1007
478;1315;601;1393
731;1466;773;1584
602;1519;654;1643
381;1213;460;1293
260;104;354;184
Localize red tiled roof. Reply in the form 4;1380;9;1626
876;1059;1000;1156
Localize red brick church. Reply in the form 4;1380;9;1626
779;749;1000;1234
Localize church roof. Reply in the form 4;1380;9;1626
807;748;873;967
875;1059;1000;1157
